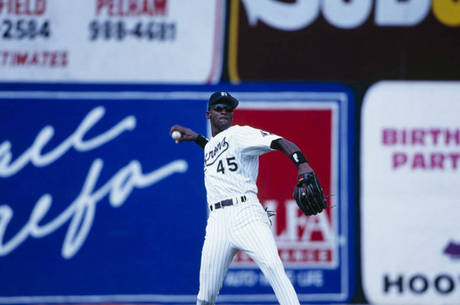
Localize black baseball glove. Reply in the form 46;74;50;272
293;172;327;216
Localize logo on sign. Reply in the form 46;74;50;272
233;199;336;267
444;241;460;260
242;0;459;30
0;106;188;259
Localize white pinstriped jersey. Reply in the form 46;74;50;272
204;125;281;204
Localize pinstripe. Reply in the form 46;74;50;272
231;202;300;305
198;125;300;305
198;211;238;303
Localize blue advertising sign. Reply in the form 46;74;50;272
0;83;355;304
0;89;208;303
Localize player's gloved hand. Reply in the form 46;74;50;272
293;172;327;216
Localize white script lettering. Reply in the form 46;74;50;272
0;106;189;258
0;158;187;259
0;106;136;177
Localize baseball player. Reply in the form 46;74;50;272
170;91;326;305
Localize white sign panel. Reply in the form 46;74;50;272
0;0;224;83
361;81;460;304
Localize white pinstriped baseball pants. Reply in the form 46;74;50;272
196;197;300;305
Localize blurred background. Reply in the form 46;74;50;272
0;0;459;304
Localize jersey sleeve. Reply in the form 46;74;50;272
235;126;282;156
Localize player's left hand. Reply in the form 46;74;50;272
293;171;327;216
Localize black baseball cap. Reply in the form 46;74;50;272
208;91;239;110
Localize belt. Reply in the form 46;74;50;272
209;195;247;211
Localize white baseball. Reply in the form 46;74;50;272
171;130;182;140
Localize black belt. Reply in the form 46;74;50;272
209;195;247;211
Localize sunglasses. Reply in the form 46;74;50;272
211;105;234;113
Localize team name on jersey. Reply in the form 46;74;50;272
205;137;229;166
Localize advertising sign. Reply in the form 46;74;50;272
0;83;355;304
216;86;356;303
361;81;460;304
228;0;460;82
0;0;224;82
0;87;208;303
